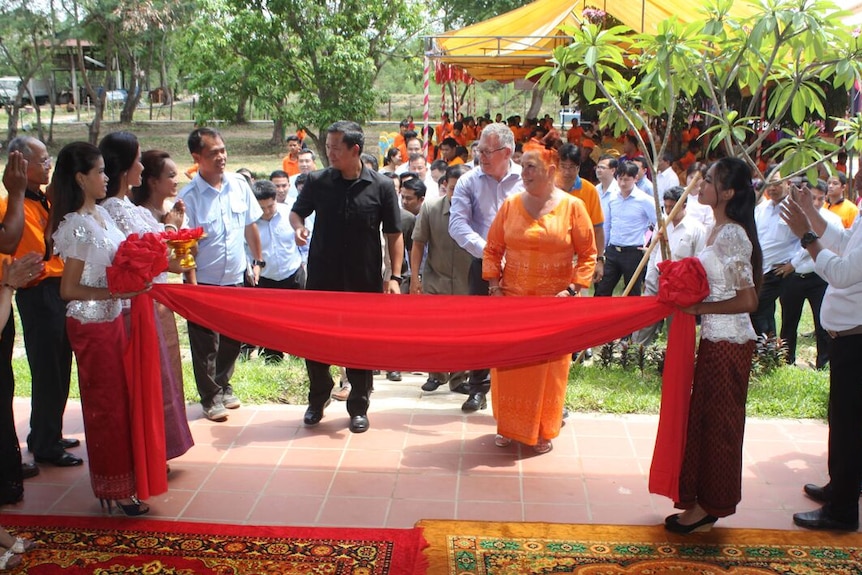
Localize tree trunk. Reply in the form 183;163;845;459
526;84;544;119
271;117;285;146
309;130;327;167
235;97;247;124
5;105;19;141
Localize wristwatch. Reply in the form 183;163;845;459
390;275;403;285
252;259;267;269
596;255;605;262
800;231;819;249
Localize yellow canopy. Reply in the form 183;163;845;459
430;0;758;83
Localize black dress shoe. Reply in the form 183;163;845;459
349;415;369;433
804;483;832;503
421;378;444;392
59;437;81;449
450;383;471;395
304;399;331;426
461;393;487;412
35;452;83;467
793;508;859;531
21;462;40;479
386;371;402;381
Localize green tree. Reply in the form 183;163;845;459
0;1;56;142
179;0;423;160
436;0;531;30
530;0;862;185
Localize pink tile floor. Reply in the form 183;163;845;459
5;373;831;531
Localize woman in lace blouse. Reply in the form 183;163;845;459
99;135;193;464
48;142;151;516
664;157;763;534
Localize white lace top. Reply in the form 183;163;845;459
698;223;758;344
52;206;126;323
102;196;168;283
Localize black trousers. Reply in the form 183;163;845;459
306;360;372;417
594;245;646;297
466;257;490;395
825;333;862;523
187;283;242;408
16;278;73;460
0;314;23;504
751;270;785;337
779;273;829;368
255;268;306;361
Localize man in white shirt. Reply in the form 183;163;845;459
287;149;317;201
396;135;423;174
250;180;307;363
778;180;842;368
752;169;801;336
633;185;706;345
656;151;680;197
407;153;439;199
784;180;862;532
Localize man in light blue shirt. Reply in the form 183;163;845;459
448;123;522;413
179;127;263;422
595;155;620;248
595;161;657;297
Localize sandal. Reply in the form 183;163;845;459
494;434;512;447
533;439;553;454
331;384;351;402
0;549;21;571
8;537;34;554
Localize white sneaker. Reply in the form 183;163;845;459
203;402;228;422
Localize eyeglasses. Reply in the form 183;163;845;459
35;157;52;167
474;146;506;157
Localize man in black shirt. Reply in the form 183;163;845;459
290;120;403;433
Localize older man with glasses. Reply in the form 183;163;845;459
448;123;522;413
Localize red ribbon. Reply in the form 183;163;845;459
648;257;710;501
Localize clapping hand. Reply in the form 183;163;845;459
2;151;28;197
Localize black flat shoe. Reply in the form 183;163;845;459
59;437;81;449
793;508;858;531
421;378;444;392
303;399;331;426
461;393;487;412
35;452;83;467
349;415;369;433
664;513;718;534
21;462;39;479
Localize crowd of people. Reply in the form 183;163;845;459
0;109;859;542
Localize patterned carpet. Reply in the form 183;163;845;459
1;514;427;574
418;519;862;574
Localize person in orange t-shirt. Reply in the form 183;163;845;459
281;135;302;176
2;136;81;469
567;119;584;145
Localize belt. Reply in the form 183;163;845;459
792;272;814;279
608;245;642;253
826;325;862;339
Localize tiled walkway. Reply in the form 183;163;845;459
5;373;830;531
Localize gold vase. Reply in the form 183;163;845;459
166;238;199;269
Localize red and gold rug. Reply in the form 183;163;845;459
418;520;862;574
1;514;427;574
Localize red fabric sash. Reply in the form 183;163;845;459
150;284;673;371
648;258;710;502
124;293;168;500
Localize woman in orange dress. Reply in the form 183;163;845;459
483;151;597;454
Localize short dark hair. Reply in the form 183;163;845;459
408;153;426;165
399;171;420;183
401;176;426;198
616;161;639;178
360;152;378;172
188;127;221;154
295;173;308;187
558;143;581;165
598;154;618;169
445;163;471;181
663;185;684;203
430;159;448;172
253;179;277;201
631;156;648;170
270;169;289;180
298;148;316;159
286;134;300;143
440;137;458;149
327;120;364;152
